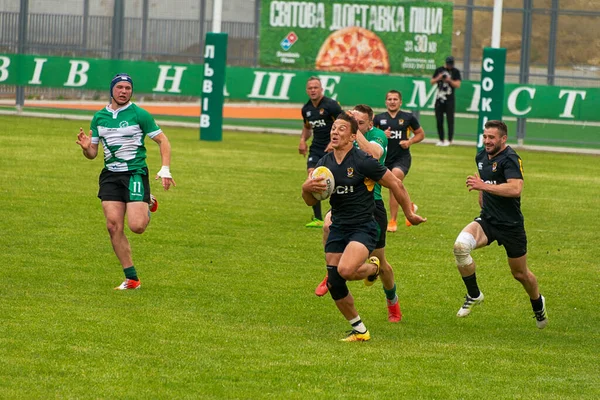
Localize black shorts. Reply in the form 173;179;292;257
374;199;387;249
307;146;327;170
325;219;379;254
475;217;527;258
385;153;411;176
98;168;151;203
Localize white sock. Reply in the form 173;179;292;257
349;316;367;333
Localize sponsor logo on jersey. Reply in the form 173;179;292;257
492;162;497;172
478;162;483;170
309;119;326;128
346;167;354;177
335;185;354;194
380;119;387;124
306;111;311;117
389;130;403;139
280;32;298;51
119;121;129;128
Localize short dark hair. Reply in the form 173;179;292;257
485;120;508;136
353;104;374;121
307;76;321;85
336;111;358;134
386;89;402;101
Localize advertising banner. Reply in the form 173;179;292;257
0;54;596;122
259;0;454;75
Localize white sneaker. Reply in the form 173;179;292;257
442;140;451;147
436;140;444;146
533;295;548;329
457;292;484;317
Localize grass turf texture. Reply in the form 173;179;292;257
2;105;599;150
0;114;598;399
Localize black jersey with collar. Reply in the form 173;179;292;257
301;96;342;151
476;146;524;226
316;147;387;226
373;110;421;162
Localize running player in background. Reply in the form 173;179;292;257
299;76;343;228
373;90;425;232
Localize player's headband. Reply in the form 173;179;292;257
110;73;134;98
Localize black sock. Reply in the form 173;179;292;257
312;202;322;220
124;266;139;281
530;295;544;311
462;273;480;298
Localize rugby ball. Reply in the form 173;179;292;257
311;166;335;201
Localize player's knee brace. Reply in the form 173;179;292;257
454;232;476;268
327;265;349;300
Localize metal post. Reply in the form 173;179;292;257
463;0;473;80
212;0;222;33
141;0;149;59
111;0;125;59
82;0;89;53
254;0;260;67
547;0;559;85
517;0;533;146
200;0;206;61
491;0;503;48
16;0;29;111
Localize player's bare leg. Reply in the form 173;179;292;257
454;222;487;316
372;248;402;322
387;168;406;231
315;211;332;296
103;201;132;268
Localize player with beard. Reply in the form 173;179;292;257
76;73;175;290
453;120;547;329
373;90;425;231
302;112;426;341
299;76;343;228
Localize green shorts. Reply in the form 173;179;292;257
98;167;151;203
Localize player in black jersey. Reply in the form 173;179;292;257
453;120;547;329
299;76;343;228
373;90;425;232
302;112;426;341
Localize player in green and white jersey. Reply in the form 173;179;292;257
314;105;404;323
76;73;176;290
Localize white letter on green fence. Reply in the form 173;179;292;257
558;90;586;118
64;61;90;87
28;58;48;85
0;56;10;82
507;87;536;116
153;65;187;93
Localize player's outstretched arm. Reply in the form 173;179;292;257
379;170;426;225
299;125;312;156
152;132;176;190
76;127;98;159
466;175;522;198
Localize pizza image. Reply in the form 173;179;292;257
315;27;390;74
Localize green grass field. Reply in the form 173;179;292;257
2;104;600;150
1;114;599;399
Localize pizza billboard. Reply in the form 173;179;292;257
259;0;454;75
